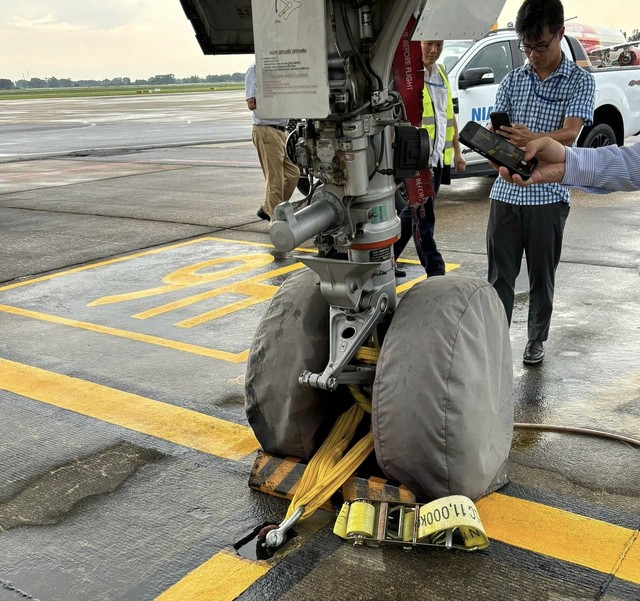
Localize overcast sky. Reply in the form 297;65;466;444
0;0;635;82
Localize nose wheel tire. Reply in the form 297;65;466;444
245;268;351;460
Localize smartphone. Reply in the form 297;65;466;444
490;111;512;133
459;121;538;180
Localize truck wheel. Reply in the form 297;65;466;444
580;124;616;148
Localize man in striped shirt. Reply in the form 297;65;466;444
487;0;595;365
496;137;640;193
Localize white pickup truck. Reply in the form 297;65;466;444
442;29;640;176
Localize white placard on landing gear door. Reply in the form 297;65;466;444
251;0;330;119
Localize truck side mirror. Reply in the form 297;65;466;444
458;67;495;89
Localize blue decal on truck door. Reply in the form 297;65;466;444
471;106;494;122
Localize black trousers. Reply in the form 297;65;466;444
394;164;445;277
486;200;570;341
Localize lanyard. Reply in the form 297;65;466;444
527;70;563;103
424;67;447;89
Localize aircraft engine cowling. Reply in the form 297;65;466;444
618;47;640;66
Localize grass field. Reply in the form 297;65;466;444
0;83;244;101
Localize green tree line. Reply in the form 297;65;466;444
2;30;639;91
0;72;246;90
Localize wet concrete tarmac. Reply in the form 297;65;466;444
0;94;639;601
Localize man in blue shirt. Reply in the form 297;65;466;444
487;0;595;365
496;137;640;193
245;62;300;222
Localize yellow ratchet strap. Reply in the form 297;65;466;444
282;383;374;522
333;496;489;551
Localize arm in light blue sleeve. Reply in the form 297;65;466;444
562;143;640;193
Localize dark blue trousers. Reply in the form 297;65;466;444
394;165;445;277
486;199;570;341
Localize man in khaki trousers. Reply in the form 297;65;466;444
245;63;300;221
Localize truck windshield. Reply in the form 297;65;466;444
441;40;475;71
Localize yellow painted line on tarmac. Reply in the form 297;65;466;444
395;261;460;294
477;492;640;585
155;491;640;600
0;357;259;460
155;549;269;601
0;236;316;293
0;304;249;363
154;512;331;601
133;263;303;324
3;355;637;593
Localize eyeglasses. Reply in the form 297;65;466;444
518;27;560;54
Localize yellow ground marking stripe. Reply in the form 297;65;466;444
89;253;277;307
154;549;269;601
0;357;259;460
0;234;429;297
0;236;317;293
0;304;248;363
154;513;332;601
3;350;637;591
137;263;303;323
395;262;460;294
619;534;640;583
157;491;640;600
177;295;266;328
477;493;640;584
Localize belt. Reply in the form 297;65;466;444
262;124;286;131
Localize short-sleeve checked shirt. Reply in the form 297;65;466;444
490;53;595;205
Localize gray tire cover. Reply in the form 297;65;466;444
245;268;349;460
372;275;513;501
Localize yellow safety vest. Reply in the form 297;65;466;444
421;64;455;166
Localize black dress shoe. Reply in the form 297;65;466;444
394;268;406;278
256;207;270;221
523;340;544;365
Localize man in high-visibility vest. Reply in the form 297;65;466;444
394;40;466;277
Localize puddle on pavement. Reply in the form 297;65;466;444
0;442;163;531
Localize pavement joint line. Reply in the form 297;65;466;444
0;137;254;164
0;357;259;460
1;354;639;594
0;161;183;182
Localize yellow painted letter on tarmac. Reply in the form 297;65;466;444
88;254;274;307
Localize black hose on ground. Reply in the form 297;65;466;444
513;423;640;448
